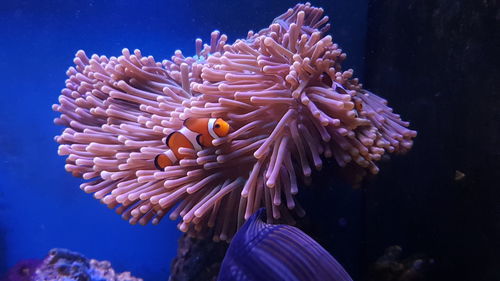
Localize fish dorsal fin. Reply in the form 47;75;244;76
183;118;211;136
183;118;195;129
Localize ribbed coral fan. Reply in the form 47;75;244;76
53;3;416;241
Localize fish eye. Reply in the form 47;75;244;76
215;123;221;129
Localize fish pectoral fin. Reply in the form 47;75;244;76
196;134;204;148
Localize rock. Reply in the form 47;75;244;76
32;248;142;281
169;234;228;281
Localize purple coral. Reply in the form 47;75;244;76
53;3;416;241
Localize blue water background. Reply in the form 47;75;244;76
0;1;367;279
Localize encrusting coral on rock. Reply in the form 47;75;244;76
9;248;143;281
53;3;416;241
2;249;142;281
368;246;435;281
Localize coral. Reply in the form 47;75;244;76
32;248;142;281
53;3;416;241
368;246;435;281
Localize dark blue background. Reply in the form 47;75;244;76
0;1;367;279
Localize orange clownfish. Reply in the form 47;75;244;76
154;118;230;170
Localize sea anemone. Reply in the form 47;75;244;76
53;3;416;241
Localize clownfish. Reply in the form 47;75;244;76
154;118;230;170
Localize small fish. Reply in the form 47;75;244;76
217;209;353;281
154;118;230;170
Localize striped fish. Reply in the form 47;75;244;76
155;118;230;170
